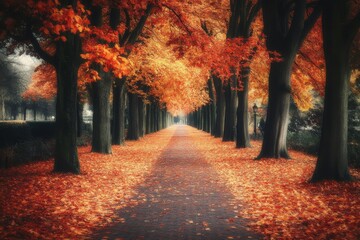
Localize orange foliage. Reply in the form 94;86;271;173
0;127;175;239
292;20;325;111
23;62;99;101
192;131;360;239
250;19;326;112
22;64;57;101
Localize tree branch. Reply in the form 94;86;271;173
246;0;262;36
287;0;306;47
163;4;192;35
127;3;153;45
299;1;321;46
247;0;262;24
120;9;131;46
201;21;213;36
26;24;56;65
227;0;240;38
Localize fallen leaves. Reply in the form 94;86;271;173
1;126;359;239
191;130;360;240
0;128;175;239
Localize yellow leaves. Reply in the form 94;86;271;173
129;30;210;115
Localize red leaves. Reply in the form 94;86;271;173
0;128;175;239
192;134;360;239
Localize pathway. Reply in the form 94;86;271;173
93;125;261;239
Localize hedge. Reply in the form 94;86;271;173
0;121;56;148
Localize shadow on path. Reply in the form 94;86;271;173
92;125;261;239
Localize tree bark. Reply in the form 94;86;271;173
207;79;216;135
112;78;126;145
127;92;139;140
213;76;225;137
77;95;83;137
91;70;112;154
257;59;293;158
311;0;356;182
236;68;251;148
53;34;81;173
145;103;151;134
159;108;164;130
257;0;321;159
223;78;237;142
138;97;145;137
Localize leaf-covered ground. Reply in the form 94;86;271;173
1;125;359;239
191;129;360;239
0;128;175;239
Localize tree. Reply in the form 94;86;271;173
257;0;321;159
82;4;124;154
223;0;262;147
1;0;129;172
110;3;153;144
311;0;360;182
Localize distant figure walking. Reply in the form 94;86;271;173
259;117;265;136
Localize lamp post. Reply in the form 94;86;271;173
253;103;258;137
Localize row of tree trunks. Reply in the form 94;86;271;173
126;98;173;139
189;0;353;183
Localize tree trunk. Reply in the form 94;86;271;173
257;59;293;159
223;79;237;142
236;69;251;148
53;35;81;173
311;0;354;182
127;92;139;140
77;95;83;138
159;109;162;130
138;97;145;137
112;78;126;145
91;71;112;154
257;0;321;159
213;76;225;137
207;79;216;135
204;105;210;133
145;103;151;134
